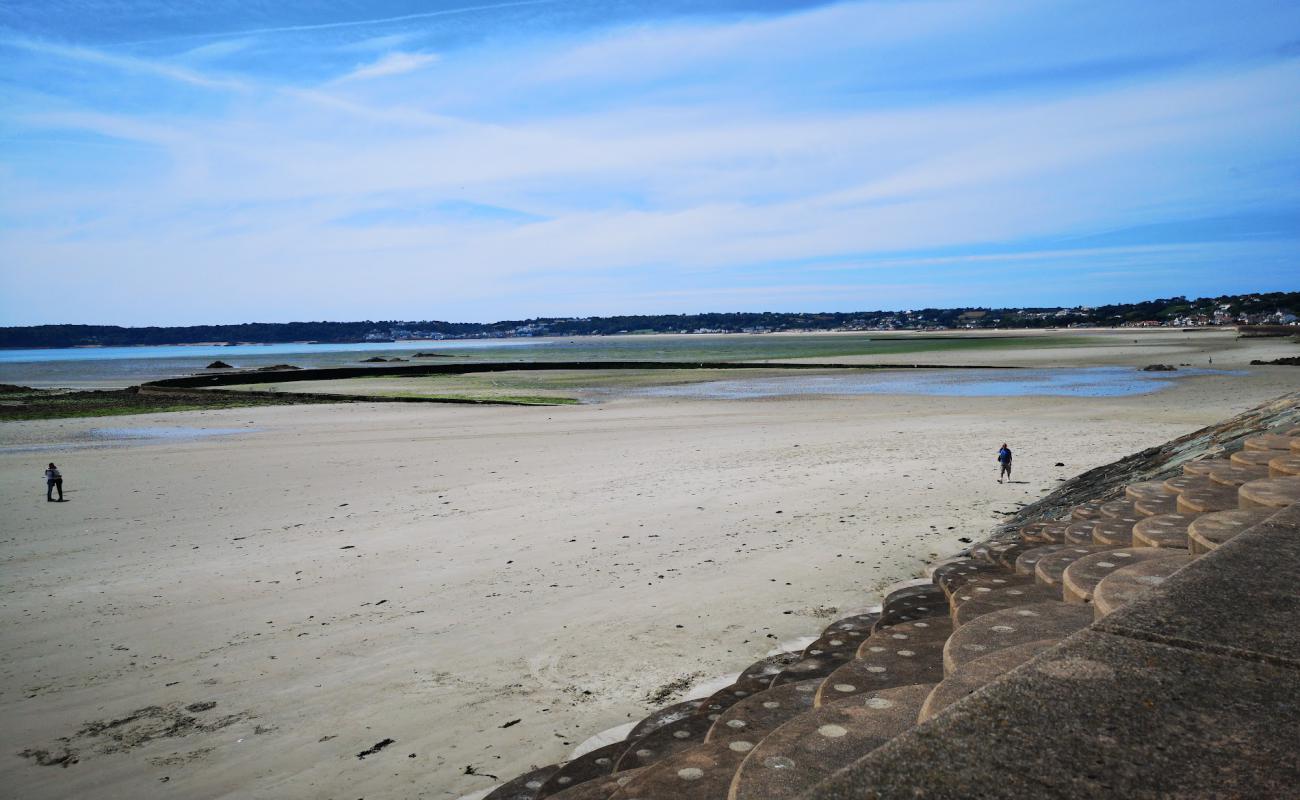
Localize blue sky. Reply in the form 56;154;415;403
1;0;1298;325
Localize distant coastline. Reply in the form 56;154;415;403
2;291;1297;350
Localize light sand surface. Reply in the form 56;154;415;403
1;333;1297;799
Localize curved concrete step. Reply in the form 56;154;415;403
1013;544;1074;576
1230;449;1282;468
1020;521;1068;545
1186;508;1274;554
608;741;748;800
1090;518;1135;547
949;573;1035;612
1162;474;1204;494
1270;454;1300;477
1133;493;1178;517
1243;434;1295;452
614;711;717;772
933;560;1007;598
727;683;933;800
819;619;950;705
801;629;869;664
992;541;1037;571
1239;476;1300;509
539;742;629;798
1099;499;1141;523
705;680;820;745
627;698;707;741
735;651;804;690
1064;520;1097;545
942;601;1093;676
820;613;878;645
1206;463;1270;487
1177;482;1240;513
970;539;1030;569
1070;501;1104;521
546;768;645;800
876;584;947;628
952;583;1061;627
1034;545;1116;588
1061;547;1180;604
487;765;563;800
918;639;1056;723
770;652;854;688
1125;480;1173;502
1092;554;1196;618
1130;512;1197;549
1181;458;1223;477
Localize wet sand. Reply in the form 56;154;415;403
1;329;1296;799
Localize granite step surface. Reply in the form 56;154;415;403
952;583;1062;626
1238;476;1300;509
917;639;1057;723
1061;547;1183;604
1033;544;1116;588
942;601;1093;675
608;740;749;800
1186;508;1275;554
728;683;934;800
1177;482;1240;513
1092;554;1196;618
1130;512;1198;549
1090;518;1135;547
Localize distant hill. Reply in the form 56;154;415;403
2;292;1297;348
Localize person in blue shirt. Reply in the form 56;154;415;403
997;444;1012;483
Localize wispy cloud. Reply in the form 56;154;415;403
338;51;440;82
1;0;1298;325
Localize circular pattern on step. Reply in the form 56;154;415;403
1093;555;1195;616
1207;463;1270;487
1061;547;1181;603
1034;545;1115;587
1177;482;1239;513
1239;476;1300;509
1268;454;1300;477
943;601;1092;675
1130;512;1197;548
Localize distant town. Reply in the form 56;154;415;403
3;291;1297;349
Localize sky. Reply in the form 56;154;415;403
1;0;1298;326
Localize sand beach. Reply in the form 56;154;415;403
1;329;1297;799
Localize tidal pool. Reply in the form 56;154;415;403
627;367;1238;400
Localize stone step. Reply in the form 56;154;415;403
614;709;718;772
1243;433;1295;452
608;741;749;800
1177;482;1240;513
1130;513;1198;549
539;742;629;798
1186;508;1275;554
705;679;820;745
817;619;949;706
876;584;948;629
1064;520;1098;545
952;583;1062;627
942;601;1093;675
1061;547;1182;604
727;683;934;800
947;573;1036;613
970;539;1031;569
1133;493;1178;517
546;768;645;800
933;560;1008;599
1099;499;1142;523
1092;554;1196;618
626;698;707;741
820;613;878;645
1230;449;1283;468
1239;476;1300;509
1022;520;1070;544
1181;458;1223;477
918;639;1057;723
800;629;869;666
1125;480;1173;502
1206;463;1270;487
1070;501;1104;521
1270;454;1300;477
1090;518;1135;547
696;659;801;725
1034;545;1116;589
770;651;855;688
991;541;1038;571
1013;544;1075;576
1161;474;1204;494
487;764;563;800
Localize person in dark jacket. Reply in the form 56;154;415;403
45;463;63;501
996;444;1012;483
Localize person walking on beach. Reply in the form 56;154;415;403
45;462;63;502
996;444;1013;483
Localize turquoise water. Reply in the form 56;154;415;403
629;367;1240;399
